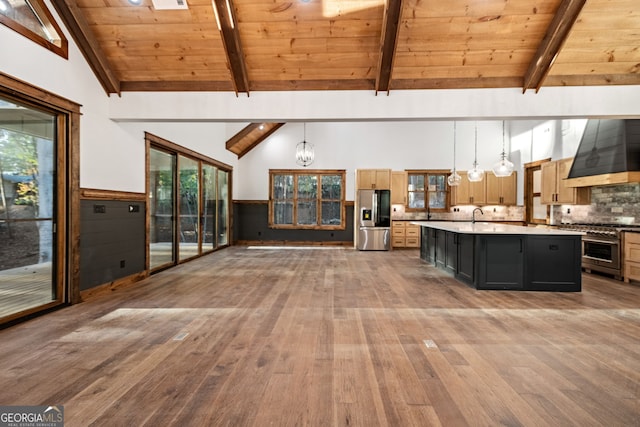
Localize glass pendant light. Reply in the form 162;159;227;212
447;121;461;186
492;120;514;177
467;121;485;182
295;122;314;167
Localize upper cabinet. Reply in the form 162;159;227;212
451;172;517;206
452;171;486;205
541;158;591;205
486;173;517;205
356;169;391;190
391;171;407;204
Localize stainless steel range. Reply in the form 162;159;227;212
559;223;625;280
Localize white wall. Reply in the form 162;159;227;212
236;121;511;201
1;2;638;198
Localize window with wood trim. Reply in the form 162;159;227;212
406;170;450;212
269;170;346;229
0;0;68;58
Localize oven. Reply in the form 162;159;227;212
582;236;621;279
559;223;623;280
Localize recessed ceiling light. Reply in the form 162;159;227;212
128;0;143;5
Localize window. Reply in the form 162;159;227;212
406;170;450;211
269;169;346;229
0;0;68;58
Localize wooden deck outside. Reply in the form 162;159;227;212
0;262;53;318
0;246;638;426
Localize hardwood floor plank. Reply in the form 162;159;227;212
0;247;638;426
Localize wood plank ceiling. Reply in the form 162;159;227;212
52;0;640;96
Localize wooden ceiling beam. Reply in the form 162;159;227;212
212;0;250;96
375;0;403;95
226;123;285;158
522;0;586;93
50;0;120;95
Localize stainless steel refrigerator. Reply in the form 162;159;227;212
356;189;391;250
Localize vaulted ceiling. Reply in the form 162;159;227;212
51;0;640;96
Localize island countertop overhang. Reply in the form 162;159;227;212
411;221;585;236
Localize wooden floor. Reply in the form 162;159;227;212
0;246;639;426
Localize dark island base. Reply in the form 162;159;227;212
420;228;582;292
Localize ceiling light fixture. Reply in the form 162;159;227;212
492;121;514;177
467;121;485;182
296;123;314;167
447;121;461;186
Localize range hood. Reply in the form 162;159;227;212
565;119;640;187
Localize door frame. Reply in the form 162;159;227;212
0;72;81;325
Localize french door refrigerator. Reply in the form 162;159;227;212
356;189;391;250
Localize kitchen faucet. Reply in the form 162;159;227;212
472;207;484;223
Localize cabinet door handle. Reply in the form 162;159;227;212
519;239;523;253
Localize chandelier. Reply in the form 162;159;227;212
296;123;314;167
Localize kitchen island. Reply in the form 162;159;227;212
412;221;584;292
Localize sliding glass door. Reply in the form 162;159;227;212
149;148;176;270
178;155;199;261
202;164;216;253
217;169;229;246
0;97;58;318
147;136;231;272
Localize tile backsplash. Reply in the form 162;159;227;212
392;203;525;222
556;183;639;225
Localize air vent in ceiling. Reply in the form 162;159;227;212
151;0;188;10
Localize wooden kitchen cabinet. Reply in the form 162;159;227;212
391;221;420;248
541;158;590;205
486;172;517;205
391;171;407;204
356;169;391;190
624;232;640;283
452;171;486;205
392;220;406;247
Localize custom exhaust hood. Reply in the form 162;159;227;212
565;119;640;187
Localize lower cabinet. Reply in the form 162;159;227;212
435;229;447;270
392;221;420;248
526;236;582;291
420;227;436;263
418;228;582;291
624;232;640;283
476;235;524;290
456;233;475;284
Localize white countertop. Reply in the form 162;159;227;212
411;221;585;236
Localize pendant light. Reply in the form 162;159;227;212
295;122;314;167
467;121;485;182
492;120;514;177
447;121;461;186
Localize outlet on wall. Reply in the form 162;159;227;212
611;207;623;213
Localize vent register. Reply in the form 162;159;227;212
150;0;188;10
